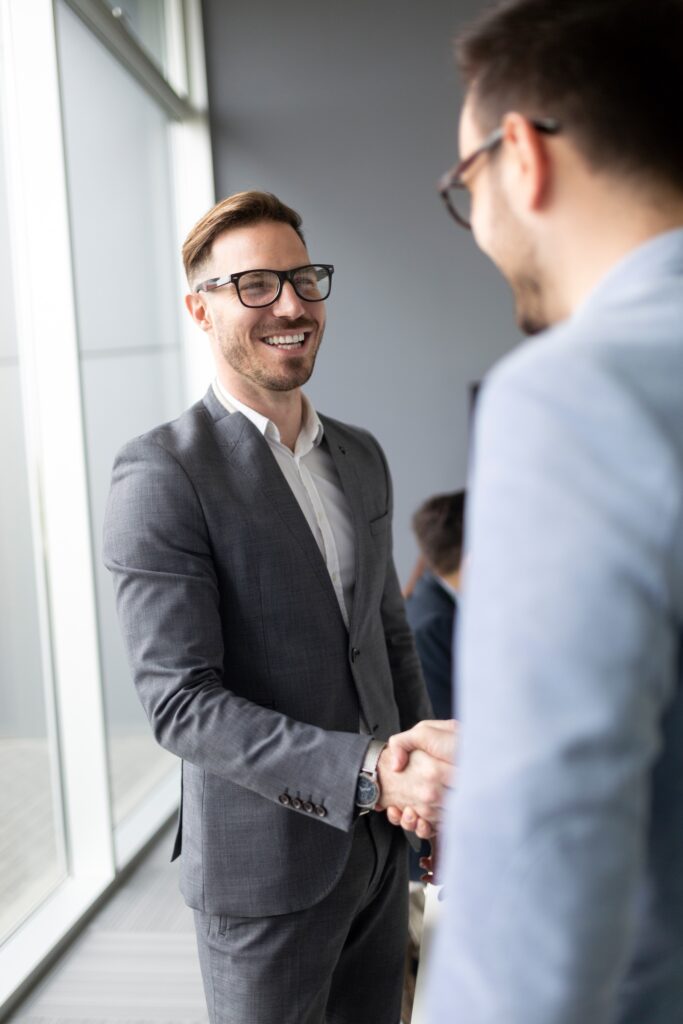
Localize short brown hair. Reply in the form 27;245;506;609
182;190;306;286
412;491;466;576
456;0;683;192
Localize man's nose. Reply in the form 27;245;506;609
271;279;306;318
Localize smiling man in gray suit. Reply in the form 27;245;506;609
424;1;683;1021
103;190;449;1024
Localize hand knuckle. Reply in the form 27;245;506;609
426;784;441;805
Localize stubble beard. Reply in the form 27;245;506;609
511;273;550;336
497;224;551;336
218;320;322;392
484;180;552;336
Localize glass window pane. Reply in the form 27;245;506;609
102;0;167;76
0;104;66;942
56;0;184;825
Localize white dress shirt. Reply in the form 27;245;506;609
212;379;356;629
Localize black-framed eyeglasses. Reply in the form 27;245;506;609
194;263;335;307
438;117;561;229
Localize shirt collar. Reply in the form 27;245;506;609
433;573;459;601
212;378;324;454
575;227;683;321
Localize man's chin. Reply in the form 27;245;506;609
513;289;549;336
259;359;316;392
518;314;548;336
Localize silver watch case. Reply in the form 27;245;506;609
356;772;380;811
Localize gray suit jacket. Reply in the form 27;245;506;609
428;229;683;1023
104;387;430;917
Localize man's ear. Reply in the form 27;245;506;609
500;111;551;215
185;291;213;332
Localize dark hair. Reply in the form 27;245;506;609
412;491;466;576
456;0;683;192
182;191;305;286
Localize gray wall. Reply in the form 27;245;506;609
202;0;520;580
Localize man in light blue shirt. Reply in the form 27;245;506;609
416;0;683;1020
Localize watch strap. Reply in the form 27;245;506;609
361;738;386;778
355;739;387;815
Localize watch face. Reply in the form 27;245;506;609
356;773;380;808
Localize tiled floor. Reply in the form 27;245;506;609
5;806;429;1023
8;824;208;1024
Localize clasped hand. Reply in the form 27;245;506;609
375;719;458;839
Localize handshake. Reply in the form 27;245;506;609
375;720;458;840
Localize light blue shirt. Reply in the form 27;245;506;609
427;229;683;1023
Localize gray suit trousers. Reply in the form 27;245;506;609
194;813;408;1024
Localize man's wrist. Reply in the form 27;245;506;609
355;739;386;813
362;738;387;776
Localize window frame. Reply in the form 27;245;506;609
0;0;214;1011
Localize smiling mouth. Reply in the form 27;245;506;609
261;331;307;349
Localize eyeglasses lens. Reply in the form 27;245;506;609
237;271;279;306
291;266;330;302
237;266;331;307
443;185;472;229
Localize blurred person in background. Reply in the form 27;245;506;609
406;490;466;721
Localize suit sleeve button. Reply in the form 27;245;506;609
278;794;291;806
291;797;303;810
315;804;327;818
303;801;313;813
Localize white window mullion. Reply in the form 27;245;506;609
164;0;189;98
169;0;216;403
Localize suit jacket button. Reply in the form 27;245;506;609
315;804;327;817
278;794;291;806
351;647;361;662
291;797;303;810
303;801;313;813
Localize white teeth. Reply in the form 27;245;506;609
263;332;305;347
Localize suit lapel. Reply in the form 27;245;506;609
203;389;343;621
321;417;374;640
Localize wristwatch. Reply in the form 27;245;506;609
355;739;386;815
